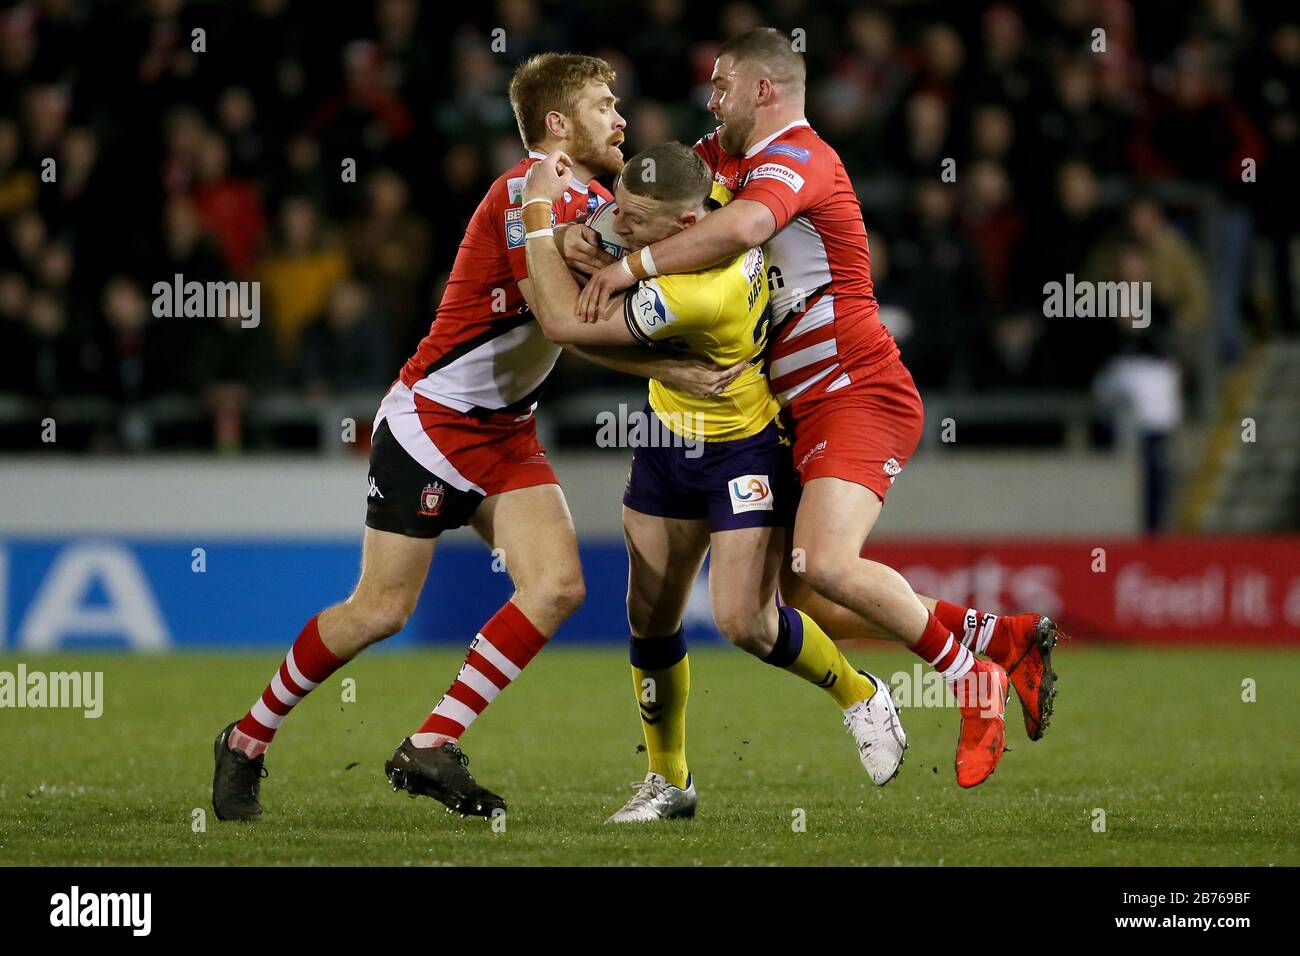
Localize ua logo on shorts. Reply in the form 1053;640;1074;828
728;474;773;514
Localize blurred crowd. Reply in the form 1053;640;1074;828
0;0;1297;455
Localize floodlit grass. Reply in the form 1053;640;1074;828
1;644;1296;865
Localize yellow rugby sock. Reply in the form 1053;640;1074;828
629;629;690;789
765;606;876;709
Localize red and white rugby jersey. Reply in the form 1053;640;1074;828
398;151;612;416
694;121;898;407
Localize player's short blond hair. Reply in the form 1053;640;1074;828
620;143;712;211
719;27;806;90
508;53;617;149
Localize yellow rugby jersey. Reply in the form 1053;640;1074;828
623;243;778;441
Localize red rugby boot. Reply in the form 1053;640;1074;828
994;614;1060;741
953;659;1009;789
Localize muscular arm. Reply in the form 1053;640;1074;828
575;199;776;321
639;198;776;275
568;344;691;379
520;246;633;346
516;149;746;396
521;270;741;391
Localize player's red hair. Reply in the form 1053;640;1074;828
508;53;617;149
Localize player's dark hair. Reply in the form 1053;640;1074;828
718;27;806;89
619;142;712;211
508;53;617;149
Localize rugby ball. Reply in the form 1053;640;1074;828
585;201;627;259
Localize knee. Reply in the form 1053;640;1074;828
353;593;417;643
713;607;771;657
534;566;586;619
626;601;656;639
794;546;850;601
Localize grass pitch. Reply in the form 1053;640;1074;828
2;644;1297;866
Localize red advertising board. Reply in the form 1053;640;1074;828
861;537;1300;644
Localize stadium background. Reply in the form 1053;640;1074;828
1;0;1298;652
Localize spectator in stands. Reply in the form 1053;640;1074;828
257;195;348;354
190;130;266;276
973;5;1043;113
92;275;195;403
6;207;46;279
198;286;280;453
310;39;414;161
825;8;910;174
960;159;1025;310
300;279;391;397
1036;58;1129;175
0;0;1293;459
896;90;952;181
216;86;265;179
27;289;82;400
1092;241;1183;533
1129;46;1265;361
0;118;37;220
887;179;988;389
160;195;227;280
0;271;34;393
346;169;429;351
1087;198;1211;371
1244;22;1300;334
1023;160;1118;388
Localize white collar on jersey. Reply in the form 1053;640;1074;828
743;118;812;159
527;149;590;194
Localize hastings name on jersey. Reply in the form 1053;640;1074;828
694;122;898;406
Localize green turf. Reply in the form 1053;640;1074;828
1;644;1297;866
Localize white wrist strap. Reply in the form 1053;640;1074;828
525;228;554;240
640;246;658;277
521;197;552;209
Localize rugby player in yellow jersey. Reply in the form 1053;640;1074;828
520;143;906;822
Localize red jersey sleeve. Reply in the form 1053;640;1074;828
735;140;832;231
495;173;532;284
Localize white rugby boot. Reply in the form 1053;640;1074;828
605;772;697;823
842;671;907;785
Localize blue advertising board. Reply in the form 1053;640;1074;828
0;537;722;651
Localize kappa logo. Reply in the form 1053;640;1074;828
418;481;445;516
367;476;383;499
883;457;902;483
728;474;773;514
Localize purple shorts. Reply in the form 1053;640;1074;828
622;407;799;532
